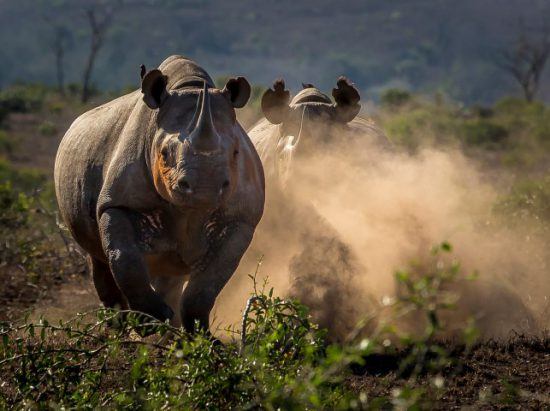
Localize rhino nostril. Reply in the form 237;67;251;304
178;178;192;193
219;180;230;196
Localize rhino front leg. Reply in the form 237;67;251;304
151;275;185;327
89;255;128;309
98;208;174;322
180;222;255;333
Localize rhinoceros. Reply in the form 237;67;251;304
238;78;387;339
249;78;388;185
54;55;265;332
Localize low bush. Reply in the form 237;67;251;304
0;131;14;154
0;84;50;113
37;120;57;136
0;243;480;409
460;119;508;148
380;88;412;108
0;160;83;297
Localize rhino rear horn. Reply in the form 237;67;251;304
261;79;290;125
141;69;168;109
332;76;361;123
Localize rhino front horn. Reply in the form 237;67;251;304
188;82;221;154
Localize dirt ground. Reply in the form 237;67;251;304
348;336;550;409
1;270;548;409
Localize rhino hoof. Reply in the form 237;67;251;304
132;297;174;322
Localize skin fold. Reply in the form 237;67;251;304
54;55;265;332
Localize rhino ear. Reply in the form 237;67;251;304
332;76;360;123
261;79;290;124
141;69;168;109
222;76;251;108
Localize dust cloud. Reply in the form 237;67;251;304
214;118;549;341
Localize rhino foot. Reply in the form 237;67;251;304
131;294;174;324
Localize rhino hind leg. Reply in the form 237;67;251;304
89;255;128;310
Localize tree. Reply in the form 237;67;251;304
81;3;119;103
497;24;550;102
43;12;72;96
52;26;71;95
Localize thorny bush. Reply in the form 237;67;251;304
0;244;481;409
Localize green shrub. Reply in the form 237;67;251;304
0;84;49;113
381;88;412;108
0;158;47;192
383;107;433;150
0;242;478;409
66;83;82;96
460;119;508;148
47;101;65;115
0;285;363;409
37;120;57;136
470;105;494;118
0;159;72;284
0;131;14;154
0;181;31;228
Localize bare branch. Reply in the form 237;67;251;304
495;20;550;101
81;2;121;102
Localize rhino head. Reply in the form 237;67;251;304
260;77;361;151
141;68;250;210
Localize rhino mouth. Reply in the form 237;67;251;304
170;184;228;210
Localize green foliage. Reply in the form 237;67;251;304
381;104;457;150
0;181;32;228
0;243;481;409
379;93;550;163
47;100;65;115
0;131;15;154
0;160;82;288
0;84;50;113
0;158;47;192
380;88;412;108
0;286;365;409
460;119;508;148
37;120;57;136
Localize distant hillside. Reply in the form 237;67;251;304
0;0;549;104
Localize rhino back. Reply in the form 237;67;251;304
247;119;279;178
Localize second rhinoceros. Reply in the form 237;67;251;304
250;78;389;185
54;55;265;332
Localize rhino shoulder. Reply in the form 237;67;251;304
224;125;265;227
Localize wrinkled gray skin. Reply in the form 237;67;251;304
54;56;264;332
250;78;388;183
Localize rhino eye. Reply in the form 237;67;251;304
233;149;239;157
161;146;169;161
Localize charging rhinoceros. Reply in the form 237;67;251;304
54;55;264;332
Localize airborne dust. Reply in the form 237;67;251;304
215;118;549;341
